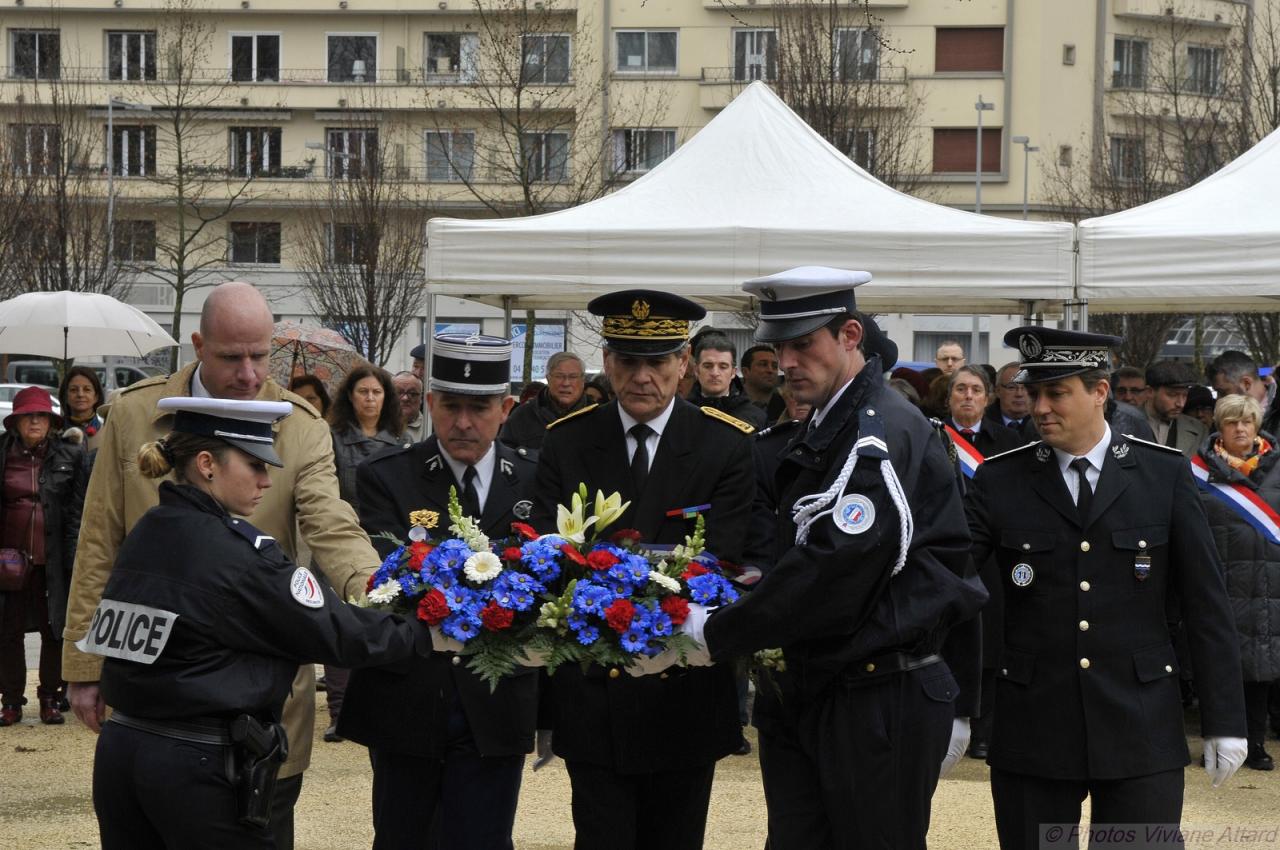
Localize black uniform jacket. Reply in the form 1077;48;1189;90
966;432;1246;780
705;359;988;729
530;397;754;774
96;483;425;722
339;437;539;759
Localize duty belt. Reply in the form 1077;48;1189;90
844;652;943;683
109;711;234;746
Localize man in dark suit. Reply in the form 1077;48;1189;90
987;361;1037;442
530;290;754;850
340;333;538;850
967;326;1247;850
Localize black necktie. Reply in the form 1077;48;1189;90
461;465;480;518
1070;457;1092;522
630;423;653;492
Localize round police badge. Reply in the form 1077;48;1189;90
513;499;533;520
1018;333;1044;360
290;567;325;609
833;494;875;536
1011;563;1035;587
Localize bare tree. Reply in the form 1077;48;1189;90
1090;314;1181;369
127;0;258;369
295;110;428;368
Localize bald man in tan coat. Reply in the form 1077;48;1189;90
62;282;379;849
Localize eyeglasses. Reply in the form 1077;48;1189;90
397;390;422;399
937;356;964;363
549;372;583;382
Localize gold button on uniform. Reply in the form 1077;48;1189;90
1080;541;1091;552
451;656;461;666
609;668;620;679
1079;621;1089;631
1080;581;1091;592
865;663;876;673
1079;658;1091;669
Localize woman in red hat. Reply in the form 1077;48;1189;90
0;386;89;726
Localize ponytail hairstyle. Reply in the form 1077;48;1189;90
137;432;232;482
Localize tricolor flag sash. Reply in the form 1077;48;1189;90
943;424;986;479
1190;454;1280;545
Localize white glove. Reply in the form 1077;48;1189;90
532;729;556;771
1204;736;1248;788
678;603;713;667
939;718;970;779
429;626;465;654
625;647;679;678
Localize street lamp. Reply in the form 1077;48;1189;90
1011;135;1040;220
106;96;151;272
974;95;995;214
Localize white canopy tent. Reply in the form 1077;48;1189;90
426;82;1075;314
1079;124;1280;312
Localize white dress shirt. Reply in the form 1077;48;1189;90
441;442;496;513
618;398;676;473
1053;424;1112;504
810;375;857;432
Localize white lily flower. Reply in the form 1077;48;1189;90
593;490;630;533
556;492;598;543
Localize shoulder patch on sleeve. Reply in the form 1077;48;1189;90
1121;435;1183;454
701;405;755;434
289;567;326;608
984;441;1040;463
546;403;598;430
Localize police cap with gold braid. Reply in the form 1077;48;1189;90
588;289;706;357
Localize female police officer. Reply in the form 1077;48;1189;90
78;397;431;850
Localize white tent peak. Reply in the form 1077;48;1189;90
427;81;1073;311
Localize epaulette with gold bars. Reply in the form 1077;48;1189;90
546;403;599;430
700;406;755;434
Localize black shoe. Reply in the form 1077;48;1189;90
323;724;344;743
968;740;989;760
1246;744;1274;771
734;736;752;755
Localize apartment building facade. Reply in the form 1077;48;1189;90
0;0;1265;371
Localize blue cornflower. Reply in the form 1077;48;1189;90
606;564;634;587
445;585;477;612
521;542;562;579
572;582;612;616
568;613;590;631
622;554;650;584
442;611;481;642
620;627;648;653
649;610;673;637
397;574;417;596
430;540;472;573
574;625;600;645
688;573;729;605
509;590;536;612
607;580;631;599
631;603;655;631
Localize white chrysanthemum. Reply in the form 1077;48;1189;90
649;571;680;593
367;580;402;604
463;551;503;583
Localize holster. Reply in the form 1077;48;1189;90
229;714;289;830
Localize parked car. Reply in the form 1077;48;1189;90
0;383;61;432
6;359;163;392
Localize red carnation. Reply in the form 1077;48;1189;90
605;599;636;634
408;541;434;570
661;595;690;625
417;588;450;626
610;529;643;545
681;563;710;581
480;601;515;632
561;544;588;566
511;522;538;540
366;573;378;593
502;546;523;562
586;549;620;571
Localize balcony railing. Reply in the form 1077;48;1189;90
9;65;576;87
699;65;908;85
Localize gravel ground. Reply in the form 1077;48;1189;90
5;663;1280;848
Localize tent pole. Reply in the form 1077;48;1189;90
1079;299;1089;332
502;295;513;338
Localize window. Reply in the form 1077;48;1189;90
521;34;570;84
734;30;776;82
114;220;156;262
425;130;475;182
845;128;876;172
9;124;60;175
229;222;281;264
835;29;879;81
1109;136;1144;181
11;30;60;79
231;34;279;82
328;223;366;265
229;127;281;177
521;131;568;182
615;30;677;74
1058;144;1073;167
1187;45;1222;94
326;128;378;179
612;128;675;174
424;33;478;80
110;125;156;177
1113;38;1148;89
934;27;1004;73
932;128;1001;173
327;35;376;83
107;31;156;81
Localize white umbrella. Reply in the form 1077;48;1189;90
0;290;177;360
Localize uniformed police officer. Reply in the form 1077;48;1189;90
83;397;429;850
340;334;539;850
966;327;1248;850
530;290;754;850
674;267;987;850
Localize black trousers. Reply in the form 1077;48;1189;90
269;771;303;850
368;695;523;850
565;759;716;850
94;721;274;850
990;766;1184;850
756;664;956;850
1244;680;1273;747
972;667;998;746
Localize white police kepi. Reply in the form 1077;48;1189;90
156;397;292;467
743;266;873;343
